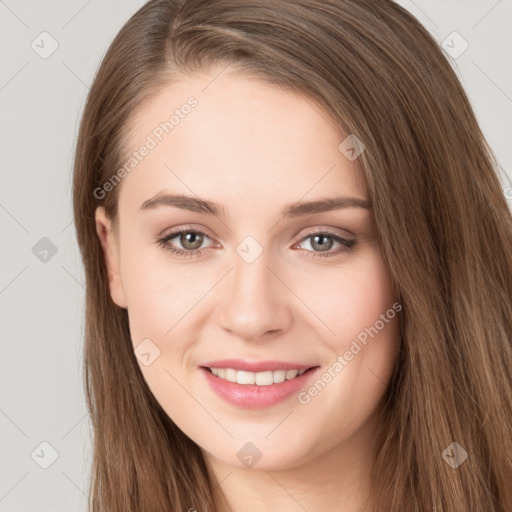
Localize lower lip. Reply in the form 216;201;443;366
200;367;319;409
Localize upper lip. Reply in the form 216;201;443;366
201;359;316;372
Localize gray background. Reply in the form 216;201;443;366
0;1;511;510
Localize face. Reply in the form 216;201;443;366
95;68;400;473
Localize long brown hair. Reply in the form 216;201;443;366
72;1;512;510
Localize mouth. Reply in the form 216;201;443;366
199;359;319;409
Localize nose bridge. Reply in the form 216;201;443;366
232;247;272;300
218;240;291;339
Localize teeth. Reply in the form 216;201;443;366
273;370;286;383
285;369;298;380
255;371;273;385
237;370;255;385
225;368;237;383
209;367;308;385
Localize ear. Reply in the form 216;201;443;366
95;206;128;309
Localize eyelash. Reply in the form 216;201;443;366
156;227;356;259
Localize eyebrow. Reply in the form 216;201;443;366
139;192;371;218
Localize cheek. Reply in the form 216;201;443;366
294;245;398;350
116;257;166;362
118;241;204;343
291;254;399;454
305;254;399;395
293;246;400;405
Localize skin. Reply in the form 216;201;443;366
95;67;400;512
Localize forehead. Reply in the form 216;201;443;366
116;69;368;221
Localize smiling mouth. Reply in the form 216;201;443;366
204;367;314;386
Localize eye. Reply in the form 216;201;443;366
292;230;356;258
156;227;216;259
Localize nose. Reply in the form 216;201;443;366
216;249;293;342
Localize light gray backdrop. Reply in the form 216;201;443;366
1;1;511;511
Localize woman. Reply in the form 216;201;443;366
72;0;512;510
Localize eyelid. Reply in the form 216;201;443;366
158;223;215;237
294;225;354;241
